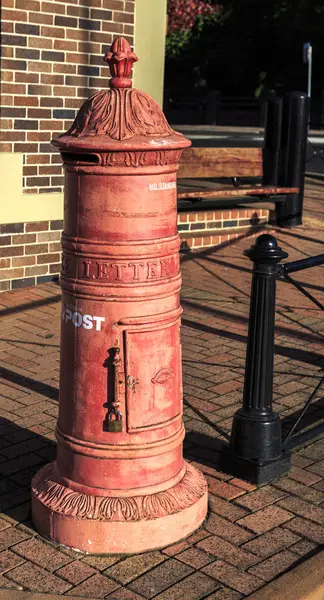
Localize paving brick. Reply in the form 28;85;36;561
162;540;191;557
55;560;97;584
176;547;215;568
237;505;293;534
11;537;72;572
273;477;324;504
4;501;32;525
105;552;166;585
153;571;220;600
9;465;42;487
284;516;324;543
290;538;319;556
206;476;245;500
0;453;44;477
241;526;300;558
289;466;322;486
0;437;48;459
66;573;120;597
209;380;243;395
129;559;194;599
306;459;324;477
204;589;243;600
81;555;121;570
248;549;297;581
0;518;11;532
299;439;324;461
0;489;32;513
197;535;260;568
0;549;26;572
208;495;249;522
278;495;324;525
0;528;30;552
0;574;24;590
205;514;252;543
235;484;287;511
4;561;72;593
185;528;211;544
184;395;219;413
202;560;263;595
106;589;146;600
229;478;256;491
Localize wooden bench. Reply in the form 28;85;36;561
177;147;298;218
177;93;309;228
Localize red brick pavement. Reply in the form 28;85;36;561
0;179;324;598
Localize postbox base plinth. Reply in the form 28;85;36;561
31;461;208;554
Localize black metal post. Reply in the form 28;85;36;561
262;95;282;186
220;234;291;484
276;91;309;227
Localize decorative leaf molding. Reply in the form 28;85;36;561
32;462;207;522
65;88;175;141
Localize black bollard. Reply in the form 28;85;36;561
220;234;291;484
263;95;282;187
276;91;309;227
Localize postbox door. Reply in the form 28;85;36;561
124;319;182;433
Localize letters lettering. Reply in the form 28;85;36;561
111;263;127;281
83;260;93;278
128;262;144;281
76;257;178;283
97;263;109;279
160;260;170;278
147;262;158;279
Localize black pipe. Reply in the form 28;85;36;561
263;95;282;187
276;92;309;227
220;234;291;484
281;253;324;274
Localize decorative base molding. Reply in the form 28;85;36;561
31;461;208;554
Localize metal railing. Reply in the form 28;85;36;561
221;234;324;484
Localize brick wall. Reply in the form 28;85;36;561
0;0;135;193
179;207;269;250
0;207;269;291
0;220;63;291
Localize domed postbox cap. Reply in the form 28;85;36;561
52;37;190;153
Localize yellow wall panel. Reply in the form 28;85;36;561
0;154;63;225
133;0;167;106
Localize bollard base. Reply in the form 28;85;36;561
219;444;291;485
31;461;208;554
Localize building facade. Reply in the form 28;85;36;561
0;0;167;290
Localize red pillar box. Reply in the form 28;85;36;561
31;37;208;554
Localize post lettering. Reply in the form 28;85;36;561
65;308;72;323
72;312;82;327
61;304;104;332
82;314;93;329
92;316;105;331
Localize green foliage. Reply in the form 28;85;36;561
165;0;324;97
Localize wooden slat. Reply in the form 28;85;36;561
177;185;299;200
178;147;263;179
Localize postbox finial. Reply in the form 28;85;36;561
104;37;138;89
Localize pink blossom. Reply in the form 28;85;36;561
167;0;220;33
